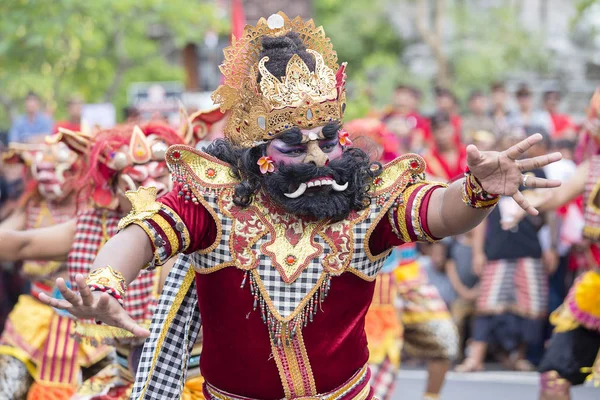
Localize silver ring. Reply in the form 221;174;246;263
522;174;529;187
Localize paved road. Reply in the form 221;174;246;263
392;369;597;399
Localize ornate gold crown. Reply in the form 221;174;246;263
211;12;347;148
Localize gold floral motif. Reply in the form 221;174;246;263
167;146;239;188
363;154;428;262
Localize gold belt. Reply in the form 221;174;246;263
205;365;371;400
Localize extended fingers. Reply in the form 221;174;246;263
505;133;542;160
76;274;95;306
56;278;82;306
522;176;562;189
37;293;73;310
512;190;539;216
517;152;562;171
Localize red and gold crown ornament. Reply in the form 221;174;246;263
211;12;347;148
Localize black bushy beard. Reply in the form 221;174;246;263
262;149;379;221
203;140;382;222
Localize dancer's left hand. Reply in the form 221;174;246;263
466;133;562;215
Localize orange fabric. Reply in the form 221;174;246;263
27;382;76;400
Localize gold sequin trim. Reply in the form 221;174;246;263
150;213;181;258
132;221;163;267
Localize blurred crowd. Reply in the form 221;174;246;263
361;81;585;373
0;80;590;374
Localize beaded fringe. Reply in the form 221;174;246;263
241;270;332;347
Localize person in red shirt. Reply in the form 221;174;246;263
381;85;431;153
423;112;468;182
434;87;462;146
53;96;83;133
543;90;575;139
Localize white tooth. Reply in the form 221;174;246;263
314;181;321;186
284;183;307;198
308;181;315;188
322;180;332;185
52;185;63;197
332;181;348;192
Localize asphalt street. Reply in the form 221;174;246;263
392;369;597;399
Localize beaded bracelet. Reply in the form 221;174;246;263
86;265;127;307
462;168;500;209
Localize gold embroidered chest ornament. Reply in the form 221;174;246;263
211;12;348;148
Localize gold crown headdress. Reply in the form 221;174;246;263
212;12;347;148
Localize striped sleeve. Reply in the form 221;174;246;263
388;182;446;243
133;204;191;267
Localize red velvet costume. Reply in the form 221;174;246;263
125;148;443;399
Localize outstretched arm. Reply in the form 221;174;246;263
427;134;562;238
0;207;27;230
38;187;214;338
0;218;76;262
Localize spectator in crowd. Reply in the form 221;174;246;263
509;84;553;134
53;95;84;133
543;90;575;139
489;82;514;135
462;90;496;144
420;240;457;308
123;105;142;124
447;234;480;361
553;138;576;161
434;86;462;145
422;112;467;182
8;92;54;144
381;84;430;154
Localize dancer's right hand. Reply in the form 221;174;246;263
38;273;150;338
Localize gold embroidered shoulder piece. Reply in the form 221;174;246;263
369;153;427;206
166;145;239;193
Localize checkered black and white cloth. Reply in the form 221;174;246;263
130;253;201;399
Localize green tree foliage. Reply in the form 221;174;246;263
0;0;222;129
450;4;548;100
314;0;414;119
315;0;549;117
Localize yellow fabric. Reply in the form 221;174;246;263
550;305;580;333
1;295;110;370
4;295;55;354
573;270;600;317
393;261;421;284
182;376;206;400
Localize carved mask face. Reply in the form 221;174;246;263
28;143;78;201
259;123;371;221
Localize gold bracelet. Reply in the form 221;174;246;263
86;265;127;298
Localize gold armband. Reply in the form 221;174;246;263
86;265;127;306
